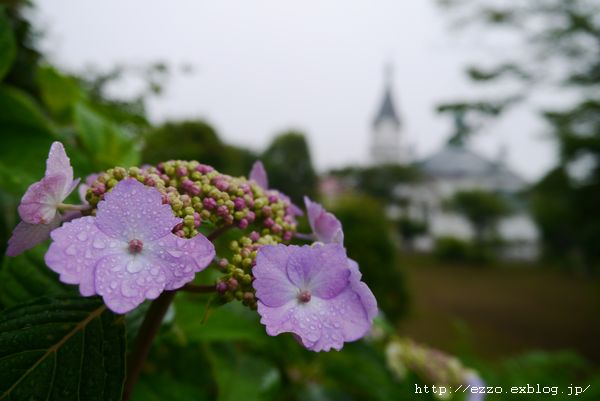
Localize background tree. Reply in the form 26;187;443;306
438;0;600;273
260;131;317;204
142;120;256;176
448;189;511;246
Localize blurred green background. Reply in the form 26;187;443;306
1;1;599;400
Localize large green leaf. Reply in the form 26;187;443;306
73;103;140;170
0;85;56;195
0;7;16;81
0;246;76;309
132;373;210;401
0;297;125;401
206;344;281;401
174;297;268;344
37;66;83;122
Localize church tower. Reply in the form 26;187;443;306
370;65;406;164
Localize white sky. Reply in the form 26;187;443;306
35;0;556;181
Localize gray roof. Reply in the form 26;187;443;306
373;87;401;128
419;144;526;192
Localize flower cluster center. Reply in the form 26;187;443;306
297;289;312;303
128;239;144;254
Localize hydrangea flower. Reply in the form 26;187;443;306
304;197;344;245
45;179;215;313
253;243;377;351
18;141;79;224
249;161;303;217
7;142;80;256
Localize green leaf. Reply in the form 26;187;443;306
0;7;16;81
206;344;281;401
0;85;56;195
0;297;125;401
132;373;211;401
0;246;77;309
0;84;54;131
175;297;268;344
73;102;140;170
37;66;83;122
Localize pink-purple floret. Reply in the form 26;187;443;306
252;243;377;352
44;179;215;314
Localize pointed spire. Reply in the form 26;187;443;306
373;63;401;128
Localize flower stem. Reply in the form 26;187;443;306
57;203;91;212
121;290;176;401
180;283;217;293
294;232;316;241
207;225;233;241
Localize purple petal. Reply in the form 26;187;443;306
151;233;216;290
45;141;74;190
249;161;268;189
18;174;68;224
308;284;372;351
257;299;323;344
253;245;298;307
287;201;304;217
286;244;349;299
6;215;61;257
94;253;168;314
96;179;181;241
258;285;371;352
347;259;378;321
304;197;344;245
45;216;118;296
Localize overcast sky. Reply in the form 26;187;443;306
36;0;556;180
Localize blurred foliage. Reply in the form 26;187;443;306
433;235;494;264
329;195;409;321
142;120;256;176
479;351;600;401
438;0;600;273
447;189;511;245
261;131;317;205
330;164;421;203
396;216;428;251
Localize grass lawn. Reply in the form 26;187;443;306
398;254;600;364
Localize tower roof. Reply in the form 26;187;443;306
373;63;401;129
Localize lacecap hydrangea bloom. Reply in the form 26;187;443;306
8;141;378;352
253;243;377;351
45;179;215;313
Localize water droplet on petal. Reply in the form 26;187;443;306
126;259;144;273
77;232;88;241
167;249;183;258
92;238;106;249
65;244;77;256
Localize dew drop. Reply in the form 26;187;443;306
167;249;183;258
65;244;77;256
92;238;106;249
126;260;144;273
77;231;88;241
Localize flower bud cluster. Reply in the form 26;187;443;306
215;232;280;309
86;161;297;241
385;338;471;387
85;160;299;308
